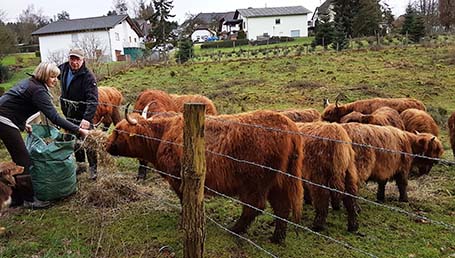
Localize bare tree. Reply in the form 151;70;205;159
74;33;107;75
0;9;6;22
413;0;439;33
46;50;67;65
439;0;455;31
113;0;129;15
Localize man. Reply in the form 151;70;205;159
59;48;99;180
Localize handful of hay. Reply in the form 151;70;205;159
80;130;115;168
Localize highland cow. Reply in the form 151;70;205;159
400;108;439;136
340;107;405;130
170;94;218;115
297;122;358;232
279;108;321;123
93;87;124;130
341;123;442;202
322;97;426;122
106;109;303;243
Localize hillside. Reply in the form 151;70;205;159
1;44;455;258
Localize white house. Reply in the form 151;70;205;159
234;6;311;41
32;15;144;63
191;27;216;43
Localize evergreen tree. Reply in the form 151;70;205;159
410;15;425;42
352;0;382;37
176;39;193;63
332;22;349;51
401;4;416;35
332;0;359;38
150;0;175;44
312;16;335;49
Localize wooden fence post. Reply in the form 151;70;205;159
182;103;206;258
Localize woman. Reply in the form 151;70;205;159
0;62;89;209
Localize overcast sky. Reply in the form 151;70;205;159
2;0;410;24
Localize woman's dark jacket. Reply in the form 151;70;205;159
58;62;98;123
0;77;79;133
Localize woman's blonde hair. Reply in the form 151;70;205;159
33;62;60;82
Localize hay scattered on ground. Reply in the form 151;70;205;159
79;173;145;208
77;168;179;211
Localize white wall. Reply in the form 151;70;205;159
39;30;111;63
191;30;214;42
38;20;143;63
241;14;308;40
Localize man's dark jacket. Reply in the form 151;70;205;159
58;62;98;123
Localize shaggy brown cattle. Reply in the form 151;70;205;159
322;97;426;122
132;90;178;180
134;90;218;180
297;122;358;232
340;107;405;130
133;89;177;117
170;94;218;115
106;109;303;243
278;108;321;123
340;123;442;202
93;87;124;130
0;162;24;210
448;112;455;158
400;108;439;136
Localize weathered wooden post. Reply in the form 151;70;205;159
182;103;206;258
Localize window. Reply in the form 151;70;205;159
115;33;120;41
275;18;281;25
134;38;137;43
129;36;132;42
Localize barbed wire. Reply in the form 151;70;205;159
59;97;455;166
110;157;376;258
69;112;455;232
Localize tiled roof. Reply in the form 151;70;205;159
237;6;311;18
32;15;143;37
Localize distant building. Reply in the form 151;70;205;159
32;15;144;63
234;6;311;41
187;12;241;42
309;0;335;29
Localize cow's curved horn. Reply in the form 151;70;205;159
323;99;330;108
94;116;104;128
124;103;137;125
141;101;156;118
431;136;435;142
335;99;339;108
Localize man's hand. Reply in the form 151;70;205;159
79;119;90;129
25;124;32;133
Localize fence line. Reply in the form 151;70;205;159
70;112;455;232
60;97;454;166
107;156;376;258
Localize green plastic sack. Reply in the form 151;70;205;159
25;124;77;201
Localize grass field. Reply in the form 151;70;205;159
1;42;455;257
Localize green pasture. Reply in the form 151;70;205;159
1;42;455;257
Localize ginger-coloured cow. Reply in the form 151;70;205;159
106;109;303;243
93;87;124;130
323;97;426;122
279;108;321;123
297;122;358;232
340;107;405;130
